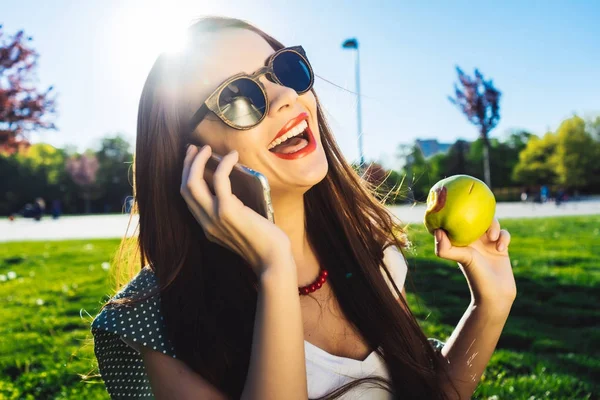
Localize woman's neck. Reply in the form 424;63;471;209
271;192;321;286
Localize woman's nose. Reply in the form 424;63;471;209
264;79;299;116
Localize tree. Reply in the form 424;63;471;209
399;144;438;201
512;133;557;186
0;26;56;154
443;139;472;176
466;134;530;189
361;162;413;204
0;143;69;215
588;116;600;142
363;162;387;186
512;116;600;191
552;116;599;189
16;142;65;184
505;129;534;151
66;153;99;213
449;67;501;188
95;134;133;212
395;143;414;172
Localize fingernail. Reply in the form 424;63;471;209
497;244;505;252
435;230;442;241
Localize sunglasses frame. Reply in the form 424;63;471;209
188;46;314;132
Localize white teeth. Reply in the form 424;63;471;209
268;120;308;150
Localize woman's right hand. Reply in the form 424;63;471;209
180;145;293;278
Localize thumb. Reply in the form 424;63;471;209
434;229;473;266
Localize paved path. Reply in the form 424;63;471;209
2;200;599;242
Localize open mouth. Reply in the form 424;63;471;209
268;119;311;154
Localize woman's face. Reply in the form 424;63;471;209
184;29;328;195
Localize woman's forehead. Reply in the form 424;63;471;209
187;29;275;96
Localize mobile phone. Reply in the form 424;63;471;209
204;153;275;223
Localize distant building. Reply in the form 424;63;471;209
415;139;453;158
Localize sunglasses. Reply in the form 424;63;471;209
188;45;314;132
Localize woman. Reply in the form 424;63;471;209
92;16;516;400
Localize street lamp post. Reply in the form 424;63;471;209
342;38;365;167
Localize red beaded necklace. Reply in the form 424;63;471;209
298;269;328;295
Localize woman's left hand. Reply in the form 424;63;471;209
434;219;516;311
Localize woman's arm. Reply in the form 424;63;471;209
385;250;508;399
150;145;307;399
438;299;513;399
433;220;516;399
142;349;230;400
142;253;308;400
240;257;308;400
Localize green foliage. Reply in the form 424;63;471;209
351;162;412;204
444;140;472;176
512;133;558;185
553;116;600;189
400;133;535;200
15;144;65;184
0;134;134;216
399;144;439;201
1;216;598;398
94;134;134;213
0;143;79;216
399;113;600;194
469;135;531;189
513;116;600;190
377;169;411;204
588;116;600;142
505;130;535;151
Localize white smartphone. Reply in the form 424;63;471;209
203;153;275;223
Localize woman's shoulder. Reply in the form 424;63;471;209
381;245;408;294
91;266;176;356
110;266;158;302
91;267;176;398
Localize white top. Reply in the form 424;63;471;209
304;246;407;399
122;246;407;399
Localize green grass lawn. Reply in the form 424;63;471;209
0;216;598;399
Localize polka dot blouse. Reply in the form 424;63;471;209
92;267;174;399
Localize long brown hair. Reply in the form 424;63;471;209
113;16;454;400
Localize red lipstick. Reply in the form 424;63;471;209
271;112;309;144
271;124;317;160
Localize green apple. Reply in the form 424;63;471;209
424;175;496;247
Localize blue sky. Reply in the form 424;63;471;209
2;0;599;168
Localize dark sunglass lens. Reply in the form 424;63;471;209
218;78;266;127
273;51;312;92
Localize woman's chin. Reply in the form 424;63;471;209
270;159;328;195
296;153;328;187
